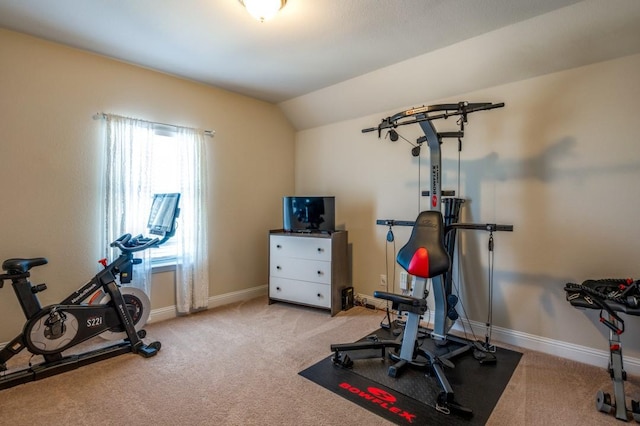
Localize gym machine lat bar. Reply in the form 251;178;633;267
362;102;505;137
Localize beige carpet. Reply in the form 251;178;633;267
0;296;637;425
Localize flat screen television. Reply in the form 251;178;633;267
283;196;335;233
147;193;181;236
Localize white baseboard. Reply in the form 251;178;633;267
148;284;268;323
356;292;640;376
3;286;637;376
147;305;179;323
0;285;269;350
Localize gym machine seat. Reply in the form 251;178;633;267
331;210;472;416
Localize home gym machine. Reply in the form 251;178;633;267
331;102;512;417
0;193;180;390
565;279;640;422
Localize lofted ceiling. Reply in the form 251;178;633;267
0;0;587;103
1;0;640;130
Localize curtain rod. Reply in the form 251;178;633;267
93;113;215;137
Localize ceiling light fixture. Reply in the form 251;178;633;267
239;0;287;23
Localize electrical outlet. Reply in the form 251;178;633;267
379;274;387;288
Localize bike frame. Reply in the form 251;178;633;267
0;250;144;365
0;193;179;390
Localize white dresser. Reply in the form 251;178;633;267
268;230;348;316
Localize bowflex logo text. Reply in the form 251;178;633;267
338;382;416;423
431;164;440;208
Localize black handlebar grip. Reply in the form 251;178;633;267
362;127;376;133
467;102;505;112
110;233;131;248
112;235;160;253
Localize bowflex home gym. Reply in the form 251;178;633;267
330;101;513;418
0;193;180;390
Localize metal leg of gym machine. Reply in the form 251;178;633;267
610;328;628;421
596;319;630;421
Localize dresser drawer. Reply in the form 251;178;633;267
270;257;331;284
270;235;331;261
269;277;331;308
268;230;348;316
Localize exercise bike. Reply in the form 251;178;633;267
331;102;512;417
0;193;180;390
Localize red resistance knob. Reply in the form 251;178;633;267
98;258;108;268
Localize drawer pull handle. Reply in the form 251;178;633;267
276;287;281;291
317;248;323;252
276;266;282;270
317;293;322;298
276;244;282;249
317;270;322;275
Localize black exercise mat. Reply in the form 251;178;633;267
300;327;522;425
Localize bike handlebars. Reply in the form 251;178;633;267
362;101;504;136
110;233;160;253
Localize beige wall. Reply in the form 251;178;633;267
0;29;295;342
3;24;640;367
295;53;640;359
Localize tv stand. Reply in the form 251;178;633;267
268;229;348;316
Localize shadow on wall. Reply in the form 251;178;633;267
440;136;577;189
479;138;640;182
431;134;640;331
487;267;640;354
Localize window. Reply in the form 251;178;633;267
148;131;180;264
103;113;210;313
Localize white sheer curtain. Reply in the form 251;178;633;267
173;126;209;313
104;114;155;295
104;114;209;313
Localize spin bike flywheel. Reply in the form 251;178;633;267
24;288;151;354
93;287;151;341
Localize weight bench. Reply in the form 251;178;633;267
565;279;640;422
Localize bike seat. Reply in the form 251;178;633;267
396;210;450;279
2;258;48;274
